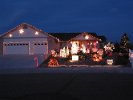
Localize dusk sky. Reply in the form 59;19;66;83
0;0;133;42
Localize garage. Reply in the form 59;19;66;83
3;42;29;55
33;41;48;54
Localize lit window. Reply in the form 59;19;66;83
19;29;24;34
35;31;39;35
9;34;13;37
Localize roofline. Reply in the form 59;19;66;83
67;32;100;42
0;23;59;41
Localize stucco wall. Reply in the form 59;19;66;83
48;37;60;54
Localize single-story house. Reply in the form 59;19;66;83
0;23;106;55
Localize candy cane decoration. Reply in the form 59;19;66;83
34;56;38;67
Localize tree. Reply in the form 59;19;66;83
120;33;129;49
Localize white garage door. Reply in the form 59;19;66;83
33;42;48;54
3;42;29;55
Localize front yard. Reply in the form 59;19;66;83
40;52;131;67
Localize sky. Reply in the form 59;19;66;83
0;0;133;42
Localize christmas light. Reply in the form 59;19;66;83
35;31;39;35
9;34;12;37
19;29;24;34
85;35;89;39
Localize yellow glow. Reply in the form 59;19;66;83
19;29;24;34
35;31;39;35
9;34;12;37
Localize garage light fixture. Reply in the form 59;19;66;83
19;29;24;34
9;34;13;37
35;31;39;35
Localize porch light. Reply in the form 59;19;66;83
35;31;39;35
19;29;24;34
9;34;12;37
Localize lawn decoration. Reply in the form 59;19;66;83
71;41;79;54
48;58;59;67
60;46;69;57
104;42;115;57
107;59;113;65
72;55;79;61
92;53;102;62
51;50;57;57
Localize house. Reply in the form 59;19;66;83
0;23;59;55
49;32;102;54
0;23;105;55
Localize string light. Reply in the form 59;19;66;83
35;31;39;35
19;29;24;34
9;34;12;37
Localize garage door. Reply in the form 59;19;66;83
33;42;48;54
3;42;29;55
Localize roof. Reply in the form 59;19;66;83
97;35;107;42
0;23;58;40
49;32;99;41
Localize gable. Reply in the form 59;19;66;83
1;23;48;39
70;32;99;41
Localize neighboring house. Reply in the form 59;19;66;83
0;23;105;55
0;23;59;55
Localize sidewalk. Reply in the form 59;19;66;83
0;65;133;74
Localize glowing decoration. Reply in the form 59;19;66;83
60;47;67;57
72;55;79;61
104;42;115;57
96;41;98;44
92;47;98;53
66;46;70;56
92;53;101;62
35;31;39;35
51;50;57;57
48;58;59;67
71;41;79;54
107;59;113;65
81;44;86;53
9;34;13;37
19;29;24;34
85;35;89;39
104;42;115;52
97;49;104;56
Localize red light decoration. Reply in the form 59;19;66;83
48;58;59;67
